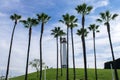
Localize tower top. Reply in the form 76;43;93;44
62;38;66;43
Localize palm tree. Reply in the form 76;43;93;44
75;3;93;80
20;18;38;80
88;24;99;80
51;27;63;80
5;13;21;80
36;13;51;80
96;10;119;80
58;30;66;76
69;16;78;80
60;13;77;80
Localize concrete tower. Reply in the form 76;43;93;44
62;38;67;68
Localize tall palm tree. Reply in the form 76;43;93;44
75;3;93;80
69;16;78;80
60;13;77;80
59;30;66;76
36;13;51;80
5;13;21;80
20;18;38;80
96;10;119;80
51;27;63;80
88;24;99;80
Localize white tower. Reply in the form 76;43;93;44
62;38;67;68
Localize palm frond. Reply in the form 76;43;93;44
86;6;93;15
112;14;118;20
10;13;21;21
59;20;64;23
100;12;106;21
96;19;102;23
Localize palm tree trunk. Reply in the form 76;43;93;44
81;36;87;80
40;23;44;80
93;31;98;80
107;23;119;80
24;27;32;80
56;37;59;80
71;28;76;80
82;15;88;80
5;21;17;80
66;26;69;80
60;37;63;76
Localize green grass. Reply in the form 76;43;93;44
10;68;120;80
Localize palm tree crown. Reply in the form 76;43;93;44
51;27;61;37
75;3;93;15
10;13;21;23
96;10;118;24
59;13;78;27
88;24;100;33
20;18;38;28
77;28;89;37
37;13;51;23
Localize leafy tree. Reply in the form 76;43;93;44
51;27;64;80
96;10;119;80
20;18;39;80
5;13;21;80
88;24;100;80
29;59;40;79
75;3;93;80
36;13;51;80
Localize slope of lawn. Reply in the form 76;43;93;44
10;68;120;80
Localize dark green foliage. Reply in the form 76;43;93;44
75;3;93;15
77;28;89;37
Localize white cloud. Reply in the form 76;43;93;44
93;0;109;10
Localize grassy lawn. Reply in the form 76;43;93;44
10;68;120;80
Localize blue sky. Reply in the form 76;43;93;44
0;0;120;77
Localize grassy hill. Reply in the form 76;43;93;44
10;68;120;80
